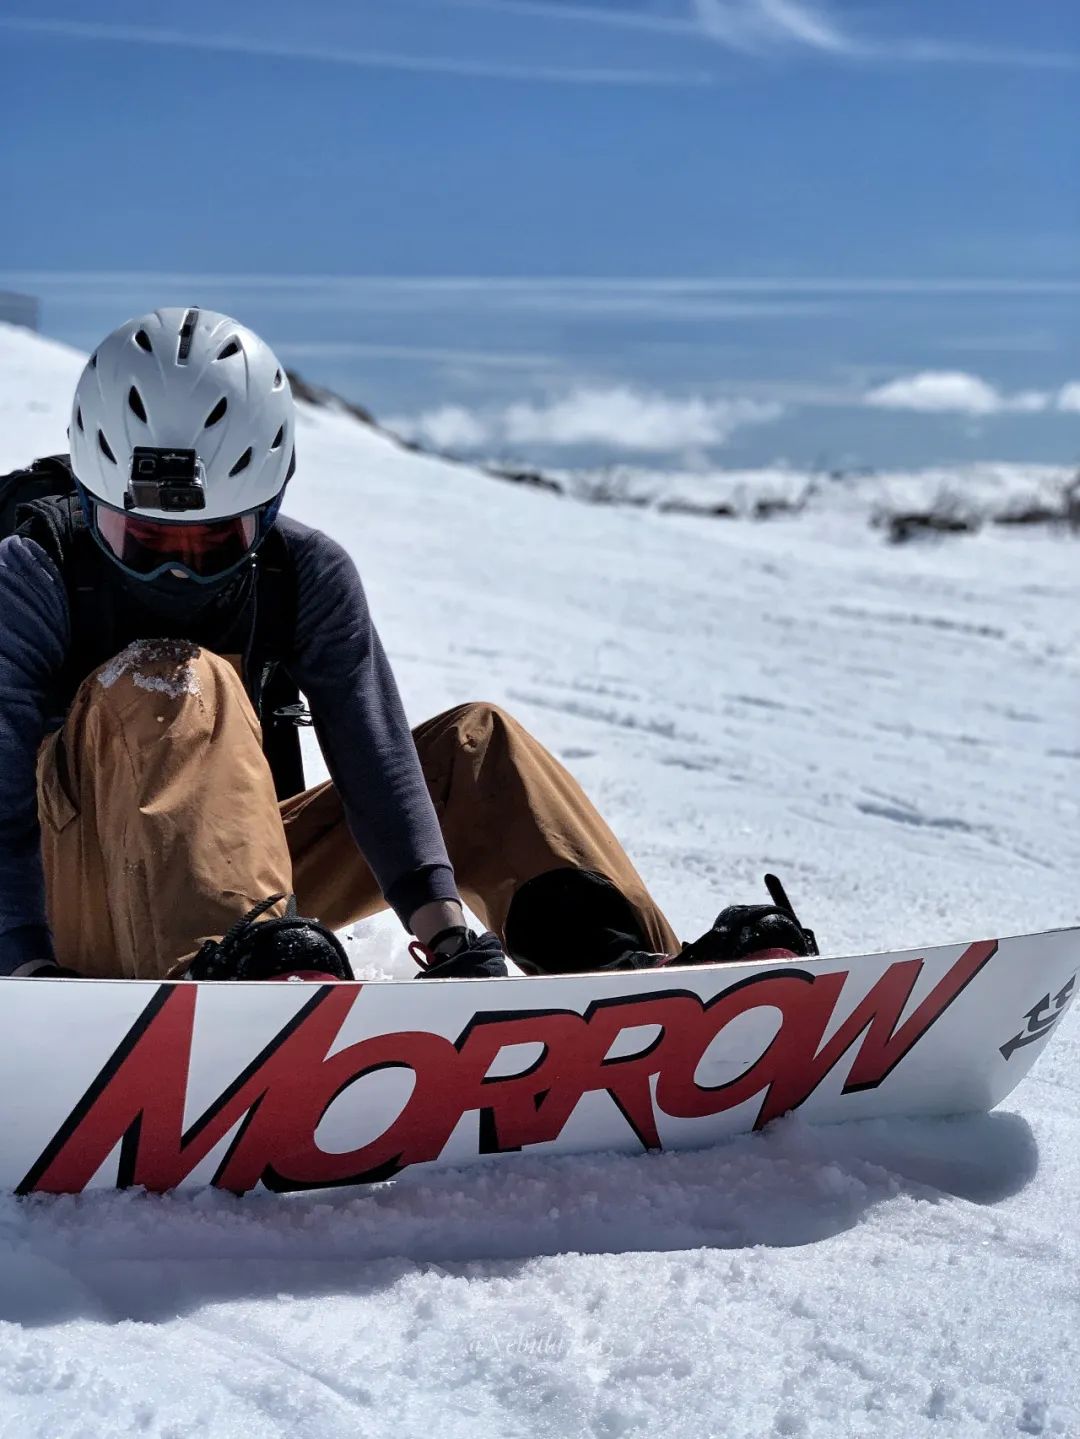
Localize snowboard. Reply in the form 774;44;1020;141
7;923;1077;1197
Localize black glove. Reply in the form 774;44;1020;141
411;926;508;979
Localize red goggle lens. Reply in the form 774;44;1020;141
96;507;259;579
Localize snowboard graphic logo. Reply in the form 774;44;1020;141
999;974;1076;1060
19;939;997;1196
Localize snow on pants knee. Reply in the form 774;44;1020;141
38;655;678;977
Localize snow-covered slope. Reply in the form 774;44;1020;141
0;324;86;459
1;322;1078;1437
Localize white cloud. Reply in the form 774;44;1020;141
431;0;1080;71
438;0;702;38
692;0;857;56
501;387;781;449
864;371;1054;417
1009;390;1054;415
435;0;857;53
279;340;561;372
7;273;1080;302
890;39;1080;73
390;386;783;454
1056;382;1080;413
866;373;1001;415
0;15;710;88
394;404;492;451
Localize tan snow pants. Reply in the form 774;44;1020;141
36;643;677;978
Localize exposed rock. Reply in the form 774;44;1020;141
993;504;1067;528
885;511;980;545
483;465;563;496
285;370;378;428
656;498;737;519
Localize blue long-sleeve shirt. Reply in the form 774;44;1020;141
0;515;460;972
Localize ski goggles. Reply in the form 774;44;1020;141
89;498;274;584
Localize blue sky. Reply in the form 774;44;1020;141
1;0;1078;470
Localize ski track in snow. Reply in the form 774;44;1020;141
1;322;1079;1438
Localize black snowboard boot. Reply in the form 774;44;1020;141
503;868;818;975
503;868;671;975
185;894;355;982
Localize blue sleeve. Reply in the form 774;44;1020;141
0;536;70;973
285;525;460;927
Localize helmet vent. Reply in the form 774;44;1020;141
134;329;153;354
75;406;84;432
98;430;117;464
204;396;228;428
217;339;241;360
177;308;199;364
272;368;284;390
128;386;148;422
228;447;253;477
270;424;285;451
89;351;98;369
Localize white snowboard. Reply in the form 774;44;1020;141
7;924;1077;1196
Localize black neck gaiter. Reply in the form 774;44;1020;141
108;560;258;651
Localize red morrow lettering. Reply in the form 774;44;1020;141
20;940;996;1196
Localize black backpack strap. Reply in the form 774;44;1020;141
249;526;307;802
65;520;117;695
15;486;118;712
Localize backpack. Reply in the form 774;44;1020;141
0;455;76;535
0;455;308;801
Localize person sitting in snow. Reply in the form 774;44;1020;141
0;308;816;984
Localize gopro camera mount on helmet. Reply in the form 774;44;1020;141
125;447;206;513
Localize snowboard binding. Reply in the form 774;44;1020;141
679;873;819;966
185;894;355;983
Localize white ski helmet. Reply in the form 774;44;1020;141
69;308;295;584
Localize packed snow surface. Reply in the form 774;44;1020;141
1;321;1078;1437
